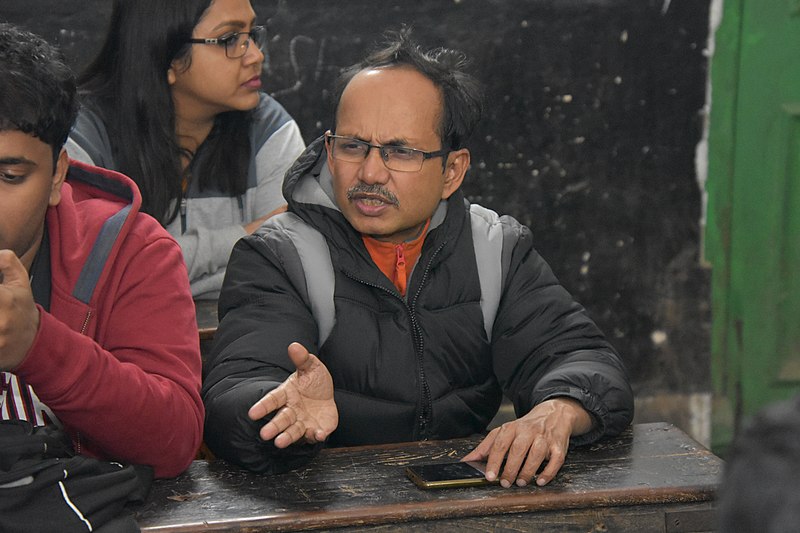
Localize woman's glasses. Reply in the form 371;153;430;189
187;26;267;59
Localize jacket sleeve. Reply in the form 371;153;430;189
201;233;323;473
16;233;204;479
491;224;634;446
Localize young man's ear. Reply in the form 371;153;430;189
441;148;470;200
49;148;69;207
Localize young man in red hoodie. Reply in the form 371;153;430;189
0;23;203;479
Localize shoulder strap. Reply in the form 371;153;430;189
268;213;336;346
285;205;508;346
468;204;507;342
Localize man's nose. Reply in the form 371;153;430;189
359;147;390;184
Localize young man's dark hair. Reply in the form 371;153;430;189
0;23;79;165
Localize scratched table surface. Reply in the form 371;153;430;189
134;423;722;532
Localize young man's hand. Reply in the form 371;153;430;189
248;342;338;448
0;250;40;370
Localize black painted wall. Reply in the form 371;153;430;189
1;0;712;397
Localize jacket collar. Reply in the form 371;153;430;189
49;159;141;305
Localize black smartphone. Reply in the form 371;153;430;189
404;461;496;489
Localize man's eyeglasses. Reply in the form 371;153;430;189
187;26;267;59
326;133;450;173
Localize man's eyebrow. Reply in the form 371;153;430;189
381;138;411;147
0;156;36;166
342;135;412;147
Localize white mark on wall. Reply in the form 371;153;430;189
695;0;725;266
651;330;668;346
270;35;328;98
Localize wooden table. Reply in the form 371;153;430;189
133;423;721;532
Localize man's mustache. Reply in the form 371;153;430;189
346;184;399;206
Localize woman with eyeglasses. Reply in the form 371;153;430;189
67;0;305;299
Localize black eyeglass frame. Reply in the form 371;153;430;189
325;133;451;173
186;26;267;59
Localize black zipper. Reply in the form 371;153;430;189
76;309;93;454
343;241;445;440
180;197;188;234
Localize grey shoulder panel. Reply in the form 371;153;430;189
73;205;133;304
269;205;515;347
267;213;335;346
469;204;506;342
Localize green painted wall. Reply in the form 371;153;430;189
707;0;800;454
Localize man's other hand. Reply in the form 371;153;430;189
462;397;593;488
248;342;338;448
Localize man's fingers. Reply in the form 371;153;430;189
508;436;547;486
258;403;296;440
273;418;307;449
311;427;330;443
535;443;567;486
462;430;496;463
515;438;546;485
484;425;516;482
499;435;537;486
248;387;288;421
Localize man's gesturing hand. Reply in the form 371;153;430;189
248;342;338;448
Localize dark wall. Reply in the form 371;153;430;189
1;0;712;396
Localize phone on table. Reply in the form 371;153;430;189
404;461;496;489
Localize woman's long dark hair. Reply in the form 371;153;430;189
79;0;252;225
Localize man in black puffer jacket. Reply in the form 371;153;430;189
202;28;634;488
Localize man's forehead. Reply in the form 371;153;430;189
0;129;52;166
345;66;438;94
337;67;442;143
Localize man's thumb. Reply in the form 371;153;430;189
287;341;313;371
0;250;27;286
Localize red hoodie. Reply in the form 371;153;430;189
10;160;203;478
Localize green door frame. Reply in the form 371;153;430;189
706;0;800;455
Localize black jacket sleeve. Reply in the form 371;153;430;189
491;224;634;445
201;233;322;473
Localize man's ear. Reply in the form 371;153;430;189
324;130;335;166
49;148;69;207
441;148;470;199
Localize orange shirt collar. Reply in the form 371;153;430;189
362;219;431;296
